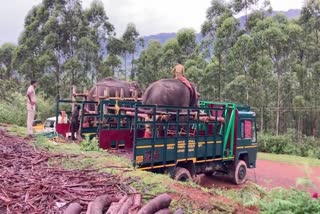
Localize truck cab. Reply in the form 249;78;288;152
43;117;56;132
237;107;258;168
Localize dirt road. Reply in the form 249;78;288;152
199;159;320;191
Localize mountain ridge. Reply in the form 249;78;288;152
142;9;301;46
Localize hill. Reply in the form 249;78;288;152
142;9;301;46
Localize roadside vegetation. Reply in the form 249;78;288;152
0;81;55;126
259;130;320;159
258;152;320;166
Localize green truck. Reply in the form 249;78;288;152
56;98;258;184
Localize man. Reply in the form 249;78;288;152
171;59;185;79
26;80;37;138
71;105;81;140
171;60;192;92
144;113;153;138
58;111;68;124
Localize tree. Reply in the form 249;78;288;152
0;43;16;79
136;40;166;88
98;54;122;79
252;15;303;135
13;0;114;97
121;23;144;80
299;0;320;137
201;0;231;60
176;28;197;61
161;38;181;71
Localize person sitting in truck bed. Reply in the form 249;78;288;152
144;113;169;138
144;113;154;138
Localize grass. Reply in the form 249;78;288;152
258;152;320;166
30;132;207;212
3;123;27;137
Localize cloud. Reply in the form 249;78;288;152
83;0;211;36
0;0;303;45
0;0;42;44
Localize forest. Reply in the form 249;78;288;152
0;0;319;148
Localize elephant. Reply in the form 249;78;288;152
86;77;142;111
142;78;199;108
91;77;142;97
141;78;200;137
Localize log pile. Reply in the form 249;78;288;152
0;129;183;214
65;193;183;214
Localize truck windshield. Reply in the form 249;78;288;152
44;120;55;128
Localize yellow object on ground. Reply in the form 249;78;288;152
32;120;44;132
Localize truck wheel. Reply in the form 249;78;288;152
232;160;247;185
173;167;192;182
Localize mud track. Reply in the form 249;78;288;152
199;160;320;192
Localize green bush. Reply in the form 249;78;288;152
260;188;320;213
259;129;320;159
215;183;319;213
0;92;55;126
80;136;102;152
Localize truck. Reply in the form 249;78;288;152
56;97;258;184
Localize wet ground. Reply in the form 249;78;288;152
199;159;320;192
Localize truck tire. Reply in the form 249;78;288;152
232;160;247;185
173;167;192;182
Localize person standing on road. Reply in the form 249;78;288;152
26;80;37;137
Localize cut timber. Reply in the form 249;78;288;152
71;86;89;98
64;203;82;214
86;202;93;214
173;209;184;214
120;88;124;98
105;202;119;214
118;196;134;214
137;193;172;214
104;88;110;99
86;195;115;214
198;116;225;123
129;194;142;214
73;93;89;97
106;195;128;214
155;208;172;214
125;112;170;122
107;107;170;115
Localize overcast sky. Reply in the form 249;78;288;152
0;0;304;45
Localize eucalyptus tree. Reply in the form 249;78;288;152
13;0;114;96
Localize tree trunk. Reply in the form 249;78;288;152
313;111;318;137
124;53;127;79
218;55;222;101
245;69;249;105
297;115;301;143
276;72;281;135
130;53;135;80
260;107;264;132
56;64;61;98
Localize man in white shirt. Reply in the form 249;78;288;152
58;111;68;124
26;80;37;137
